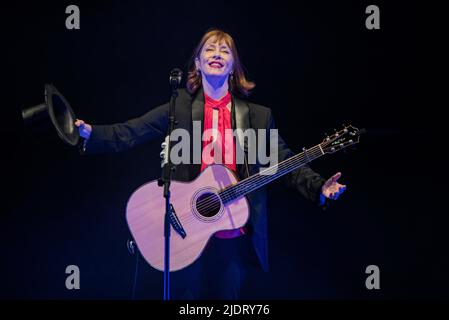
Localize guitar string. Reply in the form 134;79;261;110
222;147;322;205
221;147;324;201
156;137;351;269
177;130;355;215
210;135;354;207
128;135;351;226
177;147;324;224
200;147;322;208
177;148;323;224
194;147;322;214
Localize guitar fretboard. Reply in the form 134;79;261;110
218;144;324;204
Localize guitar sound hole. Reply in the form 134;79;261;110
196;192;221;218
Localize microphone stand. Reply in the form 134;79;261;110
158;68;182;300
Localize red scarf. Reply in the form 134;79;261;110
201;92;245;239
200;92;236;173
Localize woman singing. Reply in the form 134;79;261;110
75;28;346;299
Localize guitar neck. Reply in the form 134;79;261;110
219;144;325;204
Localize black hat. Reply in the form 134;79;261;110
22;84;80;146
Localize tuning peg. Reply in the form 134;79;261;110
160;151;166;158
334;128;339;137
161;142;167;148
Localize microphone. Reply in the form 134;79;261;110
169;68;183;88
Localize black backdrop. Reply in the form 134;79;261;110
2;0;446;299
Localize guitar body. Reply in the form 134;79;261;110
126;164;250;272
125;125;362;272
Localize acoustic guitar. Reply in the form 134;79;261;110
126;125;363;271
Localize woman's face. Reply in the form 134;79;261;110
196;37;234;79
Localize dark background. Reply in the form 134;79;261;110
2;0;446;299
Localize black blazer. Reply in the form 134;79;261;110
81;88;326;271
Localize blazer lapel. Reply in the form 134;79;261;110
191;87;204;129
232;95;251;178
190;88;205;179
189;89;252;180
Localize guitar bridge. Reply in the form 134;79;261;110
169;204;186;239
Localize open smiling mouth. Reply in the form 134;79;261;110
208;61;224;69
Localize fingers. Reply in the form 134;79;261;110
74;119;85;127
332;172;342;182
330;192;339;200
329;192;338;200
328;185;347;200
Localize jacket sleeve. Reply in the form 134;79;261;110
266;109;327;207
80;103;169;155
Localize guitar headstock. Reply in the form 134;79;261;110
320;125;365;154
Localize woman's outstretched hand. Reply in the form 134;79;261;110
320;172;346;205
74;119;92;139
